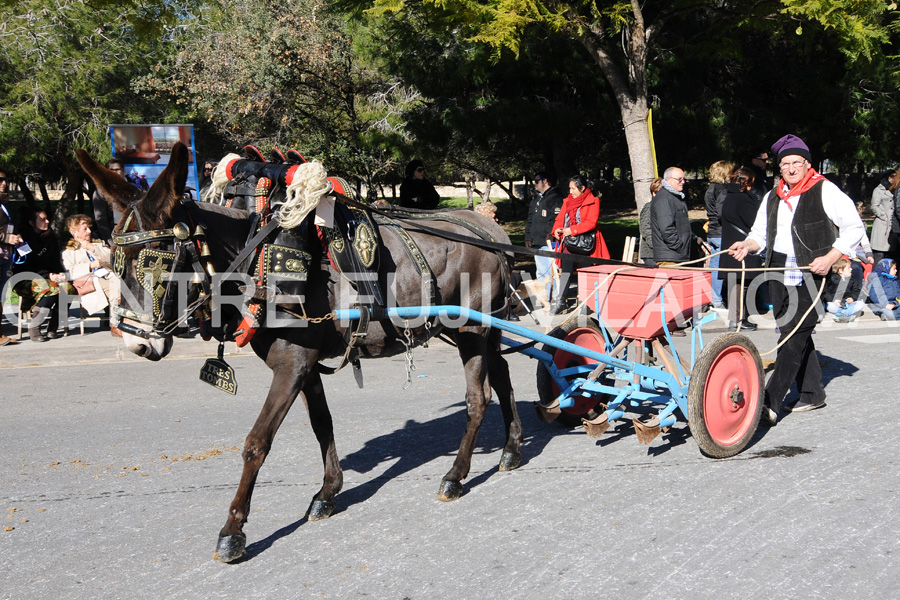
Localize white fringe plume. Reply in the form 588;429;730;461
280;161;330;229
203;153;241;203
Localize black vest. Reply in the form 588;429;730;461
764;179;836;267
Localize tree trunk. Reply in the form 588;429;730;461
574;0;656;213
620;100;654;213
481;177;491;205
52;162;86;241
37;179;51;206
465;175;474;209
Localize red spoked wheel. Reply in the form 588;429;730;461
687;333;764;458
536;317;611;427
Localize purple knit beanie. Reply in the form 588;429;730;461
771;134;812;164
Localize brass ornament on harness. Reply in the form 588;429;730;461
353;221;378;269
326;228;345;254
136;249;177;317
113;246;127;278
173;222;191;240
256;244;311;282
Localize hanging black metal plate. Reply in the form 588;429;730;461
199;344;238;395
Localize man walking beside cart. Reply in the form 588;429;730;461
728;134;864;425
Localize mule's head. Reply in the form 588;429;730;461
76;143;193;361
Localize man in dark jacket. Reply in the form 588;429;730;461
651;166;695;264
525;173;564;301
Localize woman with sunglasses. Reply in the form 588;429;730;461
399;160;440;210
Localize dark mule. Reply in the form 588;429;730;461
76;143;523;563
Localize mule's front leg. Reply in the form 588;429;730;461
438;333;489;502
214;356;305;563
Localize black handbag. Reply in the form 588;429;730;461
564;231;596;255
562;206;596;255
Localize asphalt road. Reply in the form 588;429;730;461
1;310;899;599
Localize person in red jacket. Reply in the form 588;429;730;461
549;174;610;314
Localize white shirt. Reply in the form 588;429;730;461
746;178;865;258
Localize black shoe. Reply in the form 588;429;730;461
787;395;826;413
507;312;521;322
728;320;758;332
31;335;49;343
760;406;778;426
47;330;61;339
548;300;568;316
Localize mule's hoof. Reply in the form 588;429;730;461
498;449;522;472
213;534;246;563
437;478;464;502
308;499;336;521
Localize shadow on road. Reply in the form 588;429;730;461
338;399;563;510
819;351;858;388
241;399;565;560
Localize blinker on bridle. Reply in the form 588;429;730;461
112;201;211;337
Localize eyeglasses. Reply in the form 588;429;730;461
415;167;425;172
0;177;7;183
534;177;545;182
755;156;769;161
669;176;685;183
779;159;807;171
203;167;213;172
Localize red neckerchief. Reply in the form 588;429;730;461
775;168;825;211
563;189;596;224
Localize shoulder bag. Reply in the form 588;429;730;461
71;275;95;295
563;206;596;255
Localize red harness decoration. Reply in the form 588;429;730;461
234;177;276;348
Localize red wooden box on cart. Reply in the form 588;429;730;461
577;264;712;340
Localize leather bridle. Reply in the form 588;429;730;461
111;200;212;339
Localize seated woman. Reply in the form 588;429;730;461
61;214;122;337
549;174;610;315
13;208;65;342
399;160;440;210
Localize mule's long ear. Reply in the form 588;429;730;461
142;141;190;219
75;148;143;212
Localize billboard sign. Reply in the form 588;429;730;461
109;124;201;198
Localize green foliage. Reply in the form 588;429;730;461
780;0;896;60
0;0;185;180
136;0;414;194
352;0;625;186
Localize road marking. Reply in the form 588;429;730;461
837;333;900;344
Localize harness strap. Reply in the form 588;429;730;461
317;303;369;376
218;216;282;281
376;216;437;305
335;193;627;268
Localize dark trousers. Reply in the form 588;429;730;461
765;254;826;410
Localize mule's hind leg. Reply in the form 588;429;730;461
438;330;491;502
299;369;343;520
488;345;523;471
